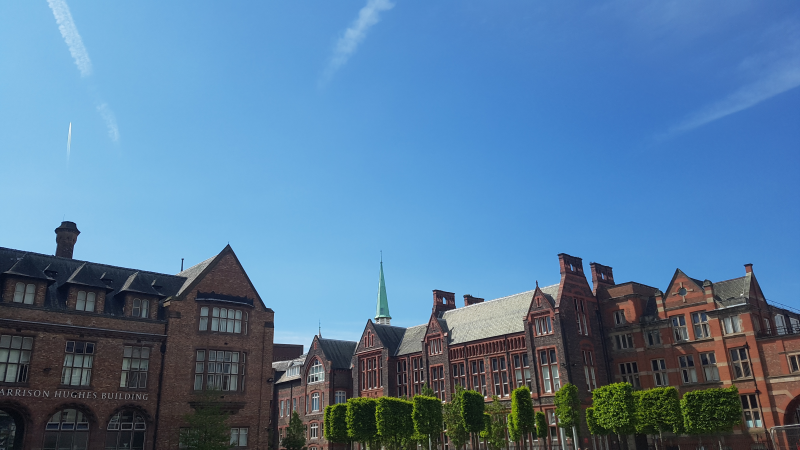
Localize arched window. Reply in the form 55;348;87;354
307;360;324;384
0;409;23;450
43;408;90;450
105;410;146;450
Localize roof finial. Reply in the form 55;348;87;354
318;320;321;337
380;250;382;263
375;256;391;325
536;280;539;288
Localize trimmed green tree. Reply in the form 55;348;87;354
486;396;509;450
586;407;610;436
591;382;636;450
535;411;547;448
554;383;580;449
509;386;535;450
462;389;485;450
179;392;231;450
377;397;414;450
347;397;380;450
443;385;469;450
413;395;443;450
681;386;742;450
635;387;683;450
282;411;307;450
325;404;350;444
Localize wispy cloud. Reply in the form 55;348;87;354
97;103;119;142
320;0;395;85
47;0;92;77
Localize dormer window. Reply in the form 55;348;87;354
13;282;35;305
76;291;96;312
131;298;149;319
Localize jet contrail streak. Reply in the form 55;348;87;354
67;122;72;161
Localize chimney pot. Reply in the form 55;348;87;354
55;221;80;259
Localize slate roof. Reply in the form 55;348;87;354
176;255;217;297
318;338;357;370
373;323;407;355
714;276;750;303
539;284;559;307
274;353;307;384
395;324;427;356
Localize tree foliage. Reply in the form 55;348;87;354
347;397;379;448
179;392;231;450
681;386;742;436
585;407;609;436
509;386;535;445
554;383;579;431
535;412;547;440
635;387;683;436
461;389;486;433
412;395;443;440
282;411;307;450
325;404;350;443
485;396;509;450
591;382;637;436
443;385;470;450
377;397;415;450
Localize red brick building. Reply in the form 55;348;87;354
0;222;275;450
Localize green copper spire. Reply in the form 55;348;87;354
375;260;391;325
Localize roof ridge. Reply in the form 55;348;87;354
319;337;358;344
713;275;746;284
443;288;539;315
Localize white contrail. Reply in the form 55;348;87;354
96;103;119;142
67;122;72;160
320;0;395;85
47;0;92;77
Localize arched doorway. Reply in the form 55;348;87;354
0;409;24;450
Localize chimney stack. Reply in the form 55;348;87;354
432;290;456;315
463;294;484;307
589;262;615;293
55;221;80;259
744;264;753;274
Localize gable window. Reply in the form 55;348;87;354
534;316;553;335
671;316;689;342
651;359;668;386
700;352;719;381
614;333;634;350
199;307;248;334
429;338;443;355
131;298;149;319
106;410;146;450
120;346;149;388
722;315;743;335
512;353;531;390
691;312;710;339
540;349;560;393
0;334;33;383
311;393;320;412
490;356;509;397
679;355;697;384
193;350;246;391
335;391;346;404
430;365;445;400
13;282;35;305
730;347;752;379
619;362;640;387
451;362;466;390
361;356;381;390
308;360;324;383
645;329;662;346
62;341;94;386
583;351;597;391
470;359;487;397
613;311;626;326
741;395;763;428
75;291;96;312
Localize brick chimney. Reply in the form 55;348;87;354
463;294;484;307
432;290;456;316
55;221;80;259
744;264;753;274
589;262;615;293
558;253;584;276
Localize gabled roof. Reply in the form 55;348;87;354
119;272;166;297
539;284;559;307
442;289;535;345
373;323;407;355
318;338;357;370
395;324;427;356
713;276;750;303
65;263;110;290
274;353;307;384
176;255;217;297
4;255;51;281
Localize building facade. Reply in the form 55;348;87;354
0;222;275;450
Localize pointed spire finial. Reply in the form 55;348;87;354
375;255;391;325
536;280;539;288
318;320;321;337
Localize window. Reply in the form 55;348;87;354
776;315;787;335
730;347;752;379
671;316;689;342
61;341;94;386
280;400;285;417
43;409;89;450
305;395;308;414
429;338;443;355
361;356;381;390
131;298;149;318
286;365;300;377
230;428;248;447
540;349;560;393
651;359;668;386
310;423;319;439
534;316;553;335
512;353;531;389
311;393;320;412
120;346;150;388
292;398;297;412
451;362;466;390
619;362;640;387
490;357;509;397
791;317;800;334
75;291;96;312
547;410;559;442
470;359;487;397
363;332;375;348
308;359;324;383
700;352;720;381
194;350;246;391
722;315;743;335
199;307;248;334
105;410;146;450
678;355;697;384
575;299;589;335
613;311;626;326
764;318;772;335
789;354;800;373
741;395;763;428
0;334;33;383
645;329;662;346
583;351;597;391
614;334;634;350
692;312;710;339
411;356;425;395
13;282;35;305
335;391;346;404
397;360;408;397
430;365;445;400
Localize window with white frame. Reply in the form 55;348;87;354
671;316;689;342
789;354;800;373
194;350;245;391
470;359;487;397
764;318;772;334
534;316;553;335
490;357;509;397
722;315;743;335
512;353;531;390
730;347;752;379
286;365;300;377
292;398;297;412
678;355;697;384
583;350;597;391
0;334;33;383
741;395;763;428
792;317;800;334
307;359;324;383
131;298;149;319
691;312;710;339
120;345;149;388
539;349;560;393
311;393;320;412
700;352;719;381
310;423;319;439
575;299;588;335
75;291;96;312
280;400;285;417
645;329;661;346
13;282;35;305
335;391;346;404
61;341;94;386
614;333;634;350
199;307;248;334
230;428;248;447
619;362;640;387
776;314;787;335
44;408;90;450
651;359;668;386
613;311;626;326
106;410;146;450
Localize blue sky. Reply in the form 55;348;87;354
1;1;798;349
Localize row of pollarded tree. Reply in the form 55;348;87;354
587;383;743;450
